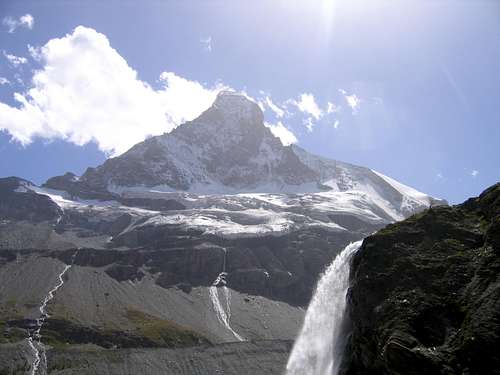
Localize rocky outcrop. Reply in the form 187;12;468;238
44;172;115;201
343;183;500;375
0;177;62;222
49;224;361;307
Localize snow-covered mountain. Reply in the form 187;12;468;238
44;90;444;221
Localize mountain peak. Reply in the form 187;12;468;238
214;90;255;107
41;89;443;212
210;91;263;125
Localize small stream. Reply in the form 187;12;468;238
28;251;78;375
209;248;244;342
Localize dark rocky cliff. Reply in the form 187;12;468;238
343;183;500;375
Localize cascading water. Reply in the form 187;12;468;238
28;250;78;375
209;247;244;341
286;240;362;375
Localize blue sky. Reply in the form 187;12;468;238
0;0;498;203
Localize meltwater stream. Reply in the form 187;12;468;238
28;251;78;375
286;240;362;375
209;247;244;342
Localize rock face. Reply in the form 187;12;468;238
343;183;500;375
0;177;62;222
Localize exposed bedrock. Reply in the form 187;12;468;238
343;183;500;375
0;177;62;222
49;225;362;307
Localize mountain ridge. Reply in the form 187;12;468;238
41;91;445;221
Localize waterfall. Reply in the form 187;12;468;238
28;250;78;375
209;247;244;342
286;240;362;375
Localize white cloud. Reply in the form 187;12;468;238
13;73;24;86
0;26;227;156
201;36;212;52
0;77;10;85
339;89;361;113
27;44;42;61
345;94;360;110
264;121;297;146
264;96;285;118
290;93;323;120
333;119;340;129
158;72;227;125
20;14;34;28
327;101;340;114
303;117;315;132
471;170;479;178
2;14;34;33
3;52;28;67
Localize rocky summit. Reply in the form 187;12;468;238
343;183;500;375
0;92;445;375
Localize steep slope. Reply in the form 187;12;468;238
343;183;500;375
53;91;318;195
0;177;62;222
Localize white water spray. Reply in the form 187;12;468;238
286;240;362;375
209;248;244;342
28;251;78;375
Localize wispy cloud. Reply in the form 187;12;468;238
3;52;28;67
200;36;212;52
327;101;340;114
471;169;479;178
346;94;360;110
2;14;34;33
290;93;323;120
436;172;445;181
441;64;470;112
27;44;42;61
339;89;361;113
304;117;315;132
0;77;10;85
333;119;340;129
264;96;285;118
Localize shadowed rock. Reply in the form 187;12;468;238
0;177;62;222
343;183;500;375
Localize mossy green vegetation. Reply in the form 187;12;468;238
125;308;209;347
37;313;210;350
0;321;27;344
